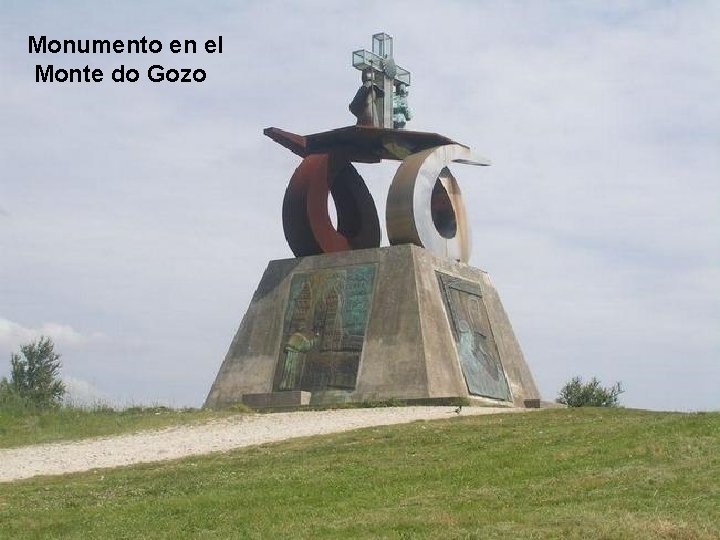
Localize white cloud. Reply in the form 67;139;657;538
0;318;103;352
62;376;111;407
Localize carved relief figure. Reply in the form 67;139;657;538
278;330;317;390
438;274;512;401
274;266;376;393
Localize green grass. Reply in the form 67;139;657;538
0;405;246;449
2;408;718;539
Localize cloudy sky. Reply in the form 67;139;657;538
1;1;718;410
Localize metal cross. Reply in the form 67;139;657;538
352;33;411;129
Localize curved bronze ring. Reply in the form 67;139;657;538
386;144;472;262
282;154;381;257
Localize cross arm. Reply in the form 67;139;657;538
352;49;411;86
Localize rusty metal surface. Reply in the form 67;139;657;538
386;144;476;262
263;127;308;157
268;127;490;261
282;154;380;257
265;125;477;163
306;126;465;161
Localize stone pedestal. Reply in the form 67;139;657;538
205;245;540;408
241;391;312;408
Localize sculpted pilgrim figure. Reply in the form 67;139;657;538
349;68;385;127
392;83;412;129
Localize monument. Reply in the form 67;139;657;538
205;33;541;409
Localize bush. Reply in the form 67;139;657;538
0;336;66;410
556;376;624;407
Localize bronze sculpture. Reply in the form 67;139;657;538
349;68;384;127
265;33;490;263
205;32;542;410
392;82;412;129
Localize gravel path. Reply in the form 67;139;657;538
0;406;525;483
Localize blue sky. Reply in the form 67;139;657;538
1;1;718;410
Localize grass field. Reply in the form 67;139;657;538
0;405;243;449
1;408;718;539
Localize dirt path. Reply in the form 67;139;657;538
0;406;527;483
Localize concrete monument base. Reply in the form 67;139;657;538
241;391;312;408
205;245;540;409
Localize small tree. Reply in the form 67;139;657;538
556;376;624;407
2;336;66;408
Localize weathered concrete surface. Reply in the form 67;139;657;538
241;391;311;408
205;245;540;408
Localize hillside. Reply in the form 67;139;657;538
1;408;718;539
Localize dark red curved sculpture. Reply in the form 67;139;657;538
282;154;381;257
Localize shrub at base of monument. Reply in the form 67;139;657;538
556;376;625;407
